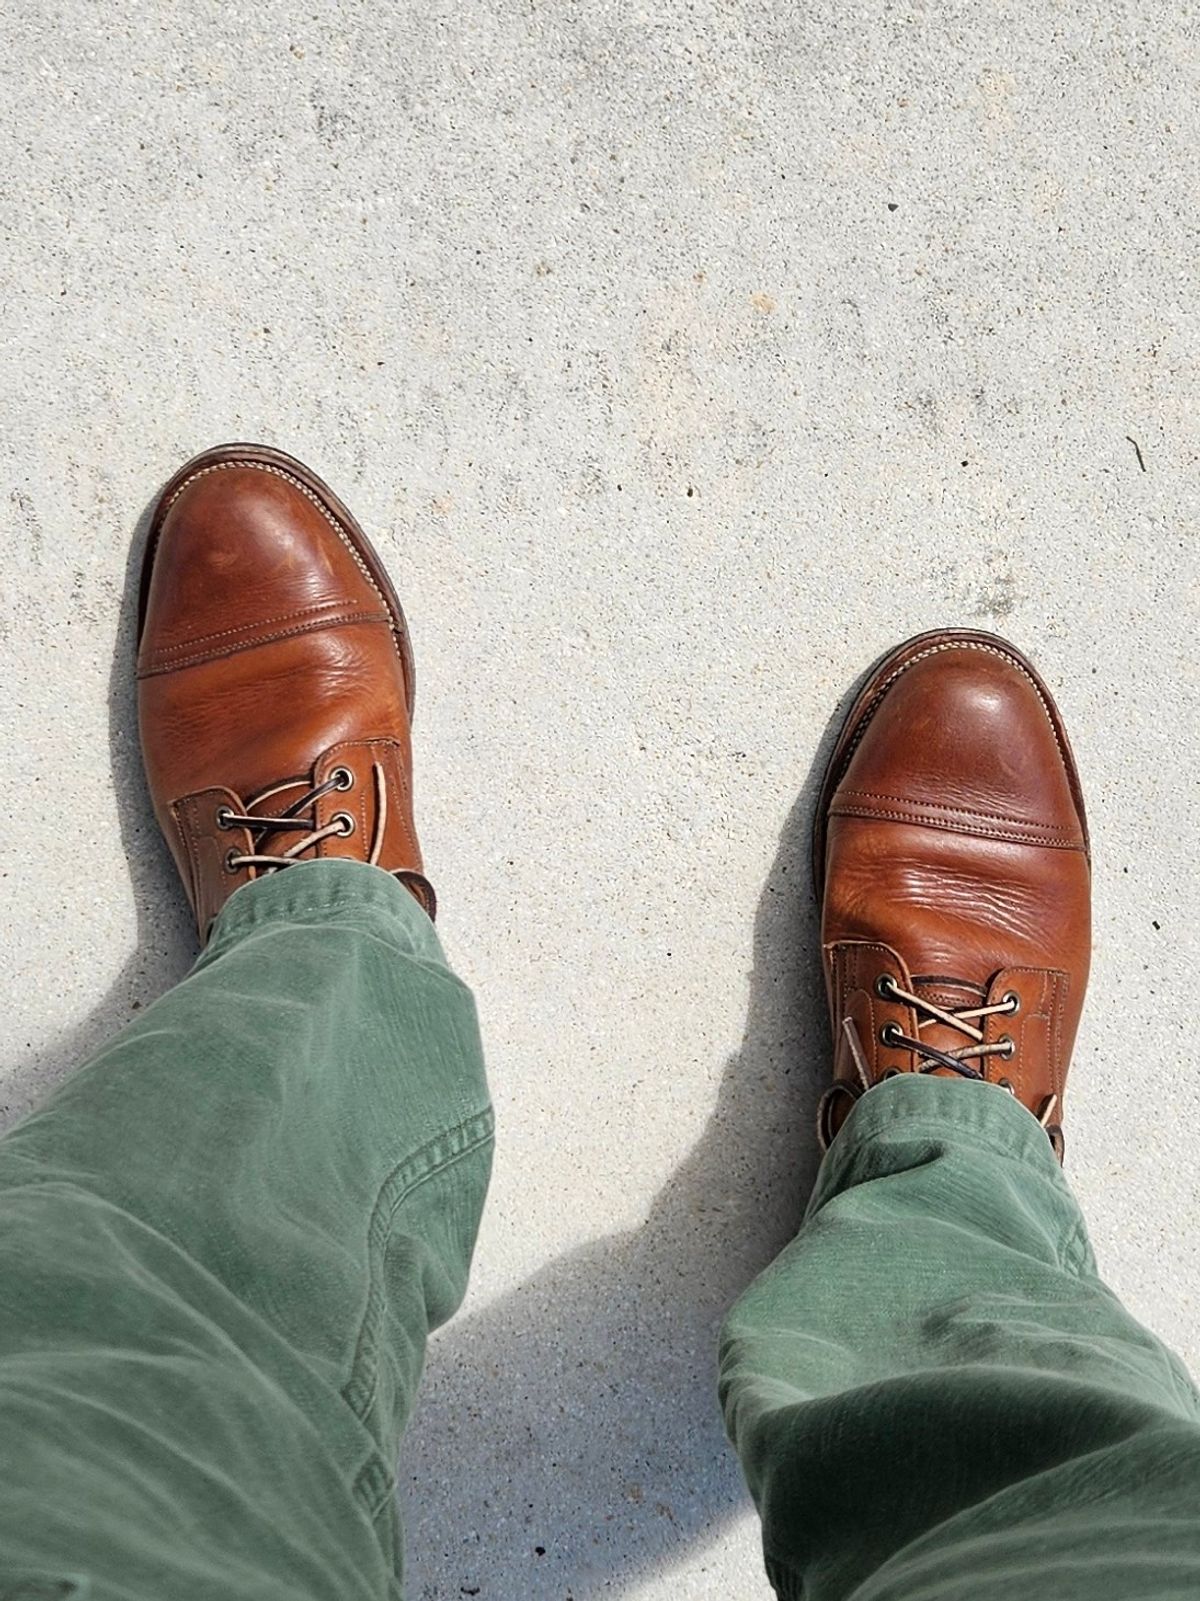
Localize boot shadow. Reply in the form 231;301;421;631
0;495;194;1128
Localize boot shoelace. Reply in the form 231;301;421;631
875;972;1016;1079
874;972;1062;1145
218;763;388;873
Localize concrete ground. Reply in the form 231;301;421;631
2;1;1198;1596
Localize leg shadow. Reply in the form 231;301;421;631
399;688;860;1600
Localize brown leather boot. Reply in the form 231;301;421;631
137;443;434;940
814;629;1091;1161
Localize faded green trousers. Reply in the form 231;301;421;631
0;861;493;1599
720;1074;1200;1600
2;862;1197;1598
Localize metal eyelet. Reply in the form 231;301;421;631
997;1076;1016;1095
332;767;355;791
224;849;241;874
880;1022;903;1047
216;806;234;831
1001;990;1021;1014
332;812;356;837
875;974;897;1000
997;1034;1016;1060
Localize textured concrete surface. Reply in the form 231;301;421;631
2;1;1198;1596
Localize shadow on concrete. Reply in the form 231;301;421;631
0;496;869;1598
399;695;858;1600
0;494;194;1129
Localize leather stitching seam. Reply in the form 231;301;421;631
829;803;1086;848
144;597;365;658
1053;970;1067;1097
341;1109;496;1467
835;789;1080;837
320;738;419;861
171;798;203;921
138;611;390;676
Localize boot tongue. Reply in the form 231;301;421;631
908;974;990;1060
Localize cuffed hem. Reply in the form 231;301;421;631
200;859;440;965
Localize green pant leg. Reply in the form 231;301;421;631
0;860;493;1601
719;1075;1200;1601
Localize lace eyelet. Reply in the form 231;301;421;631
332;767;355;791
875;974;897;1000
332;812;356;837
997;1076;1016;1095
997;1034;1016;1060
880;1022;903;1047
1001;990;1021;1014
224;849;242;874
216;806;234;831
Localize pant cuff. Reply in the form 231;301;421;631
820;1073;1063;1189
201;859;439;963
